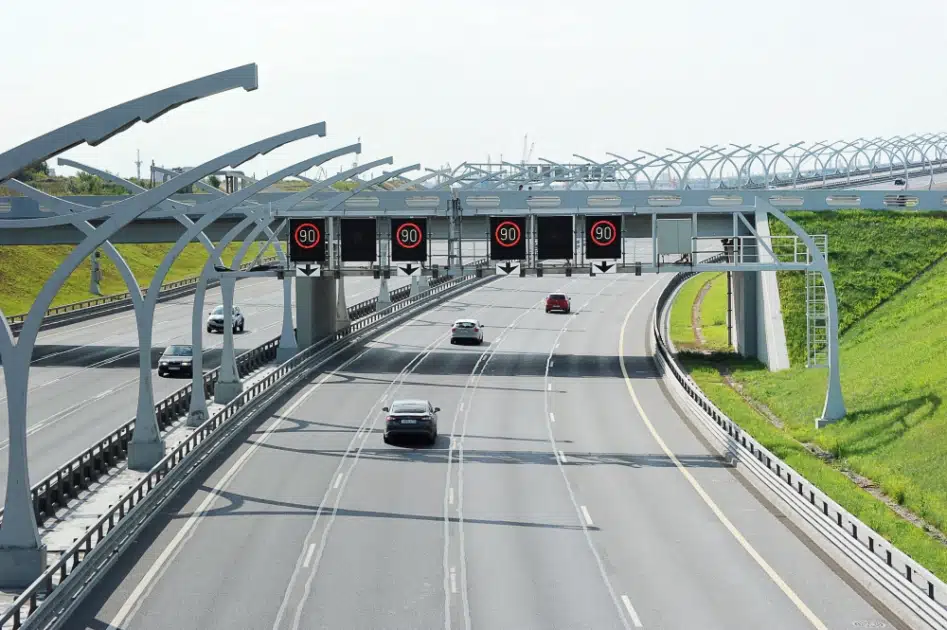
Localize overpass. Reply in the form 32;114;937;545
0;64;945;630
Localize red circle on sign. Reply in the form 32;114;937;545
589;219;618;247
396;222;423;249
294;222;322;249
494;220;522;247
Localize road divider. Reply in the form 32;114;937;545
652;267;947;630
0;261;491;630
4;256;281;336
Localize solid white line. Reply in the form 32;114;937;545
621;595;643;628
558;450;567;464
618;280;829;630
549;412;555;423
333;474;343;489
302;544;316;568
581;505;594;526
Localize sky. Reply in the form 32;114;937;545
2;0;946;182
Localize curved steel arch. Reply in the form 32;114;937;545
0;64;258;183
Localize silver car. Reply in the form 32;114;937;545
450;318;484;345
207;305;245;334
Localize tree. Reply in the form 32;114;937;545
207;174;222;190
11;160;49;183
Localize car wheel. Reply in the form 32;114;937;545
429;431;437;445
239;322;245;332
206;326;212;333
450;339;455;345
383;434;392;444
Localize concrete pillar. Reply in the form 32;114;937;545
730;271;758;358
376;276;392;312
336;275;351;330
409;276;421;298
275;274;298;363
295;276;338;349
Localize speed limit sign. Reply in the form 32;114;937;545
391;218;427;262
288;218;326;263
489;216;526;260
585;215;621;259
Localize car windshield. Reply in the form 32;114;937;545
391;402;428;414
454;321;477;328
212;306;225;315
549;294;566;300
165;345;192;357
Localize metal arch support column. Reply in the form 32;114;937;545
214;275;243;403
187;210;270;425
0;65;259;587
758;198;846;425
275;273;298;364
127;123;329;470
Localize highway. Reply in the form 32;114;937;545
0;274;409;493
67;275;903;630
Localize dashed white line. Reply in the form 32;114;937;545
303;544;316;568
558;450;568;464
581;505;594;526
333;474;343;489
621;595;643;628
450;567;458;594
549;412;555;423
550;360;554;368
547;383;552;391
448;487;454;505
459;402;464;411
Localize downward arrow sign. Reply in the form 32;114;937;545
300;264;317;276
400;263;417;275
594;261;614;273
499;262;518;274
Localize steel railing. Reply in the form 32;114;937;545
652;265;947;630
0;261;490;629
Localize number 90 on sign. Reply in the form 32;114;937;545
289;218;326;263
585;216;621;259
391;218;427;262
489;216;527;261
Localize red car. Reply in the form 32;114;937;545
545;293;571;314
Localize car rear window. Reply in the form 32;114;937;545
166;345;192;356
391;402;428;414
455;321;477;328
549;294;566;300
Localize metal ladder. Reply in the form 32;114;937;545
804;234;829;368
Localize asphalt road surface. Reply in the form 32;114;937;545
66;275;903;630
0;274;409;492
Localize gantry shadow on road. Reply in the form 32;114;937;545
172;486;600;531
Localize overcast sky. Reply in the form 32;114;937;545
3;0;945;182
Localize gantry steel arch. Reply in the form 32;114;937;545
0;63;260;587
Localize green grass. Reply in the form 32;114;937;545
0;242;278;317
669;273;705;349
681;353;947;579
771;210;947;365
699;273;730;351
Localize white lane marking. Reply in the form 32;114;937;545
302;544;316;568
450;567;458;594
558;450;568;464
333;474;343;489
448;487;454;505
581;505;594;526
618;280;829;630
550;360;554;368
549;412;555;423
547;383;552;391
459;402;464;411
621;595;643;628
104;281;434;630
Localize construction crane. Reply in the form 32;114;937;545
521;134;535;165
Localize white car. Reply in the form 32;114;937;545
450;318;484;345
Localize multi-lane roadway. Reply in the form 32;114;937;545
0;274;409;493
65;275;904;630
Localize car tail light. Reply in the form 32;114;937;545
452;327;457;332
386;415;395;423
473;328;479;332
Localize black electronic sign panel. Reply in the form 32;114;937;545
340;218;377;262
489;216;526;261
536;215;574;260
585;215;622;259
288;218;326;263
391;218;427;262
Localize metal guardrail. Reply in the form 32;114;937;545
4;256;281;335
652;266;947;630
1;262;490;629
0;266;474;533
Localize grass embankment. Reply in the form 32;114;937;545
0;242;278;317
670;210;947;580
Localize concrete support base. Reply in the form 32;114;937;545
128;438;167;471
276;345;298;363
186;407;208;428
295;276;338;349
214;378;244;404
0;545;48;588
336;276;351;330
377;277;392;312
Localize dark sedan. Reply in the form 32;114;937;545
383;399;440;445
158;345;194;378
